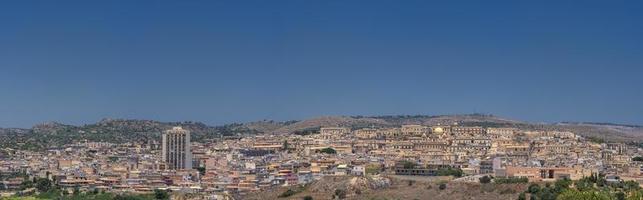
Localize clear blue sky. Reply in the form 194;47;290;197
1;1;642;128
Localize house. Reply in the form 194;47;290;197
352;165;365;176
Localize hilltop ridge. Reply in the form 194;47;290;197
1;114;642;151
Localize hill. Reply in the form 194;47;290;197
0;119;258;151
1;114;642;151
269;114;521;134
269;114;643;142
243;175;528;200
271;116;392;134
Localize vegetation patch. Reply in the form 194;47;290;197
278;185;306;198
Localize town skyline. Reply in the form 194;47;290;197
3;116;643;199
3;1;643;200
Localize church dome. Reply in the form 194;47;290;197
433;127;444;133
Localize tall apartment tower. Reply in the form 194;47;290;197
162;126;192;170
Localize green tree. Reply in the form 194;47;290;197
527;184;540;194
35;178;52;193
556;189;611;200
154;189;170;200
624;180;640;191
303;195;313;200
553;178;571;193
19;180;33;190
196;167;206;176
537;187;555;200
436;167;463;177
615;191;625;200
320;148;336;154
575;178;593;191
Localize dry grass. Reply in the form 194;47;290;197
243;176;529;200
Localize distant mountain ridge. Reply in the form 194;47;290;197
559;121;643;128
1;114;642;150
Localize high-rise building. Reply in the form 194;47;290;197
162;126;192;170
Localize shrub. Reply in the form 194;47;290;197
438;183;447;190
615;192;625;200
400;160;416;169
499;188;515;194
365;164;382;175
278;185;306;198
479;176;491;184
495;177;529;184
527;184;540;194
154;189;170;200
279;189;298;198
436;167;463;177
320;148;337;154
556;189;611;200
624;180;640;190
34;178;52;193
554;178;571;190
334;189;347;199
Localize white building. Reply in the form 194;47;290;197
162;126;193;170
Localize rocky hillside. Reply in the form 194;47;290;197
271;116;392;134
554;122;643;142
243;175;528;200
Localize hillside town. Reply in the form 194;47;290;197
1;124;643;199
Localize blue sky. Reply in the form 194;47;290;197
1;1;642;128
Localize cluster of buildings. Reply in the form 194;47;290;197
2;124;643;198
